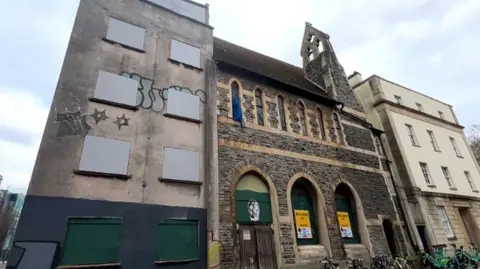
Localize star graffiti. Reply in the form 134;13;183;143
113;114;130;130
90;108;109;124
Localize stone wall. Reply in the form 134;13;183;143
216;68;398;268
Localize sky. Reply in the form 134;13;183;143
0;0;479;192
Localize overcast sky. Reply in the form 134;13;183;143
1;0;479;192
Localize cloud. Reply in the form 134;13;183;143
0;87;48;191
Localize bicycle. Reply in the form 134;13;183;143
390;256;411;269
421;244;451;269
347;257;366;269
321;257;340;269
370;255;391;269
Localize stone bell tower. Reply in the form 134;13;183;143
300;22;363;111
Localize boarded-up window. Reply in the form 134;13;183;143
157;219;199;262
255;89;264;126
105;18;145;50
145;0;207;24
162;147;200;183
317;108;325;139
170;39;201;69
79;136;131;176
298;102;307;136
93;71;138;108
60;218;121;266
166;89;200;121
278;96;287;131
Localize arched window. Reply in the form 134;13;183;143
298;102;307;136
255;89;264;126
334;184;360;243
291;179;319;245
235;173;272;224
231;81;239;100
317;108;326;139
278;96;287;131
333;113;343;143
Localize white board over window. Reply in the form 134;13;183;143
170;39;201;69
106;18;145;50
93;71;138;107
144;0;207;24
162;147;200;183
79;135;131;175
166;89;200;121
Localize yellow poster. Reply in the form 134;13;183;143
294;210;312;239
337;211;353;238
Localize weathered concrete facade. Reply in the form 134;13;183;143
213;24;411;269
10;1;215;268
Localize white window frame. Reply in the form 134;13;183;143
406;124;419;146
464;171;477;191
449;137;462;157
427;130;440;151
441;166;455;189
420;162;433;185
438;207;455;238
394;95;403;105
416;103;424;112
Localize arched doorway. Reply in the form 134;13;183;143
291;179;319;246
235;173;277;269
334;184;360;244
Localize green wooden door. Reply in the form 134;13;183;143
291;184;319;245
236;174;272;224
335;193;360;244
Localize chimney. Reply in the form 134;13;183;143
347;71;362;88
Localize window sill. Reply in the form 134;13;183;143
450;187;458;191
168;58;203;72
427;184;437;188
434;149;441;153
89;97;138;111
154;259;198;265
164;113;202;124
74;170;131;180
412;144;421;148
158;177;202;185
102;38;146;53
57;262;121;269
473;190;479;193
457;155;464;159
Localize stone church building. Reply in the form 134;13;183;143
213;23;412;268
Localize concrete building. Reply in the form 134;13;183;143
0;191;25;253
9;0;216;268
213;23;411;268
351;73;480;253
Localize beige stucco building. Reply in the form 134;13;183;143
350;73;480;253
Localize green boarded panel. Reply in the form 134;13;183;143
235;190;272;224
291;184;319;245
335;194;360;244
157;220;199;261
61;218;121;265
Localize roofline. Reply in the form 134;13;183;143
353;74;453;108
215;59;343;107
373;99;464;129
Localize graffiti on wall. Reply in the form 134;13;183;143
7;241;61;269
55;110;91;137
113;114;130;130
208;231;223;269
55;108;127;138
119;72;207;113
